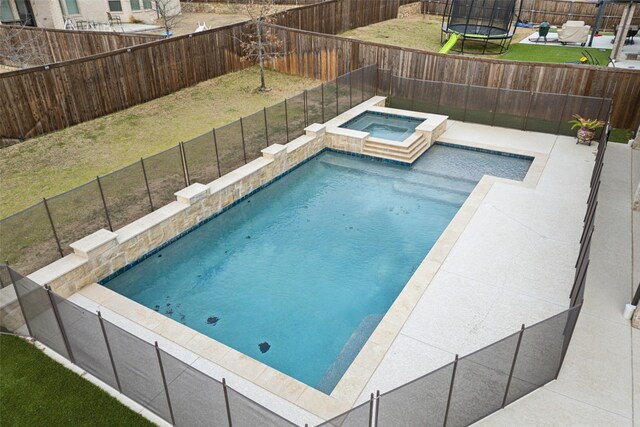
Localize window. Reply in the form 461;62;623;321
1;0;15;22
64;0;79;15
130;0;140;11
142;0;152;10
108;0;122;12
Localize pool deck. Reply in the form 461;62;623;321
63;119;638;425
475;141;640;426
354;121;588;398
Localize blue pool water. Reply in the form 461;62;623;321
103;144;532;394
339;111;425;141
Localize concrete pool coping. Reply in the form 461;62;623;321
70;134;547;421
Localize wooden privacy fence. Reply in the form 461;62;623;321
265;24;640;130
0;22;250;140
421;0;640;30
2;0;639;140
0;0;399;140
185;0;328;4
0;25;162;66
270;0;401;34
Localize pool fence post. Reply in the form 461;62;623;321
436;81;445;115
321;83;325;123
523;90;534;131
96;176;113;232
374;390;380;427
42;197;64;258
501;324;525;408
336;79;339;117
97;311;122;393
490;88;500;126
45;284;75;364
442;354;459;427
212;128;222;178
304;90;308;127
555;93;570;135
557;304;583;379
349;70;353;108
284;99;290;142
361;67;365;103
155;342;177;426
410;79;416;111
222;378;233;427
375;67;379;96
6;265;34;338
462;83;471;122
239;117;248;164
368;393;374;427
179;141;191;186
263;108;270;147
140;158;155;211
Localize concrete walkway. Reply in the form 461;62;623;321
477;143;640;426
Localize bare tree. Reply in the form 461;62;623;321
153;0;181;37
241;0;284;92
0;24;49;69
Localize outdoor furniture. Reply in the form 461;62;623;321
106;12;121;26
529;21;558;43
558;20;590;46
613;24;638;45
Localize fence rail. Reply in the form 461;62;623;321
420;0;640;30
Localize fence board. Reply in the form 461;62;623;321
0;25;161;66
421;0;640;30
266;24;640;129
0;23;250;140
2;0;639;141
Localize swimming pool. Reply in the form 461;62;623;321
339;111;425;141
102;144;532;394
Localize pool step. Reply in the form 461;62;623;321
362;134;432;164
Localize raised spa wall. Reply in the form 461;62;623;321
0;96;448;331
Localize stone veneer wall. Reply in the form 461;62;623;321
325;131;367;154
24;125;326;301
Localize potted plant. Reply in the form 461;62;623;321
569;114;605;145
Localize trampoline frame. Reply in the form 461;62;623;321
440;0;523;54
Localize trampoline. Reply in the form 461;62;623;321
440;0;522;54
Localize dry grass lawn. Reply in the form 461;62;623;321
0;67;318;218
341;15;537;55
153;4;295;35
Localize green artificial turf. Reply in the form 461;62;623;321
0;335;154;427
501;44;612;65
